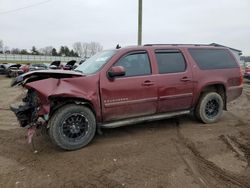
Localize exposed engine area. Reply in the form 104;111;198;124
10;89;39;127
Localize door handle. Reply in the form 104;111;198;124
142;80;155;86
180;77;191;82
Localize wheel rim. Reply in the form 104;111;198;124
205;98;220;118
61;113;89;142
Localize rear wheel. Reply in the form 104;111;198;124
49;104;96;150
195;92;224;124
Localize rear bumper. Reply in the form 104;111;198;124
227;85;243;102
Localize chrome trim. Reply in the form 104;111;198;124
104;97;158;108
100;110;190;128
159;93;193;100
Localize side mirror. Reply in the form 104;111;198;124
108;66;125;79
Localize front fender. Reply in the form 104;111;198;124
24;76;101;120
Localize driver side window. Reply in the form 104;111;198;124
115;52;151;77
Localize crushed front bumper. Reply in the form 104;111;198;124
10;90;39;127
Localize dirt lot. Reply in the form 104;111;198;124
0;76;250;188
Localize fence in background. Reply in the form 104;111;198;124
0;54;82;63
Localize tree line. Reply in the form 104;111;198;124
0;40;103;58
241;56;250;62
73;42;103;58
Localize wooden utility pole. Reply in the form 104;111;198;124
138;0;142;45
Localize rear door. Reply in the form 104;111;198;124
154;49;194;112
100;51;158;122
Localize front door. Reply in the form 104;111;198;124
100;51;158;122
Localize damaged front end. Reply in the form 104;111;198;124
10;69;100;149
10;70;85;127
10;89;40;128
9;70;84;146
10;70;86;131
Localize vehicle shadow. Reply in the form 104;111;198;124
32;114;199;153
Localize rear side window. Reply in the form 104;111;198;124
155;51;186;74
189;49;238;70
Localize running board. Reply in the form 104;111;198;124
100;110;190;128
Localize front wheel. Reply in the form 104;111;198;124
195;92;224;124
49;104;96;150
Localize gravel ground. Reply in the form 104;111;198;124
0;76;250;188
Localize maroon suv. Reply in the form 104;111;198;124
11;44;243;150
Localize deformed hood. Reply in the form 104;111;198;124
11;69;84;87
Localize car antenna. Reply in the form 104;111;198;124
116;44;121;49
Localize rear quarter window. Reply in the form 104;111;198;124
188;49;238;70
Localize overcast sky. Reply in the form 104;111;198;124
0;0;250;54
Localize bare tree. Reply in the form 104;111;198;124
0;40;3;53
89;42;103;56
73;42;84;57
11;48;20;54
82;42;90;58
3;46;9;53
39;46;53;55
73;41;103;58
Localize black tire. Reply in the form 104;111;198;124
195;92;224;124
48;104;96;150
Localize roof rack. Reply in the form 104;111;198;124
144;44;213;47
143;43;242;54
210;43;242;53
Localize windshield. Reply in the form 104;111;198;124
75;50;117;75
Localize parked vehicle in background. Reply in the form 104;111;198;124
244;63;250;80
0;63;11;75
11;44;243;150
20;64;30;73
70;59;86;70
63;60;76;70
0;64;5;74
6;64;23;77
29;63;47;72
49;61;61;69
79;59;86;65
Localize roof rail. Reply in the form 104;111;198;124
143;43;242;53
210;43;242;53
144;44;213;47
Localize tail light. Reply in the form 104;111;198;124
240;71;243;85
246;67;250;73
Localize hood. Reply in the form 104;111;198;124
66;60;76;66
9;64;22;69
11;69;84;87
1;64;11;69
50;61;61;66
